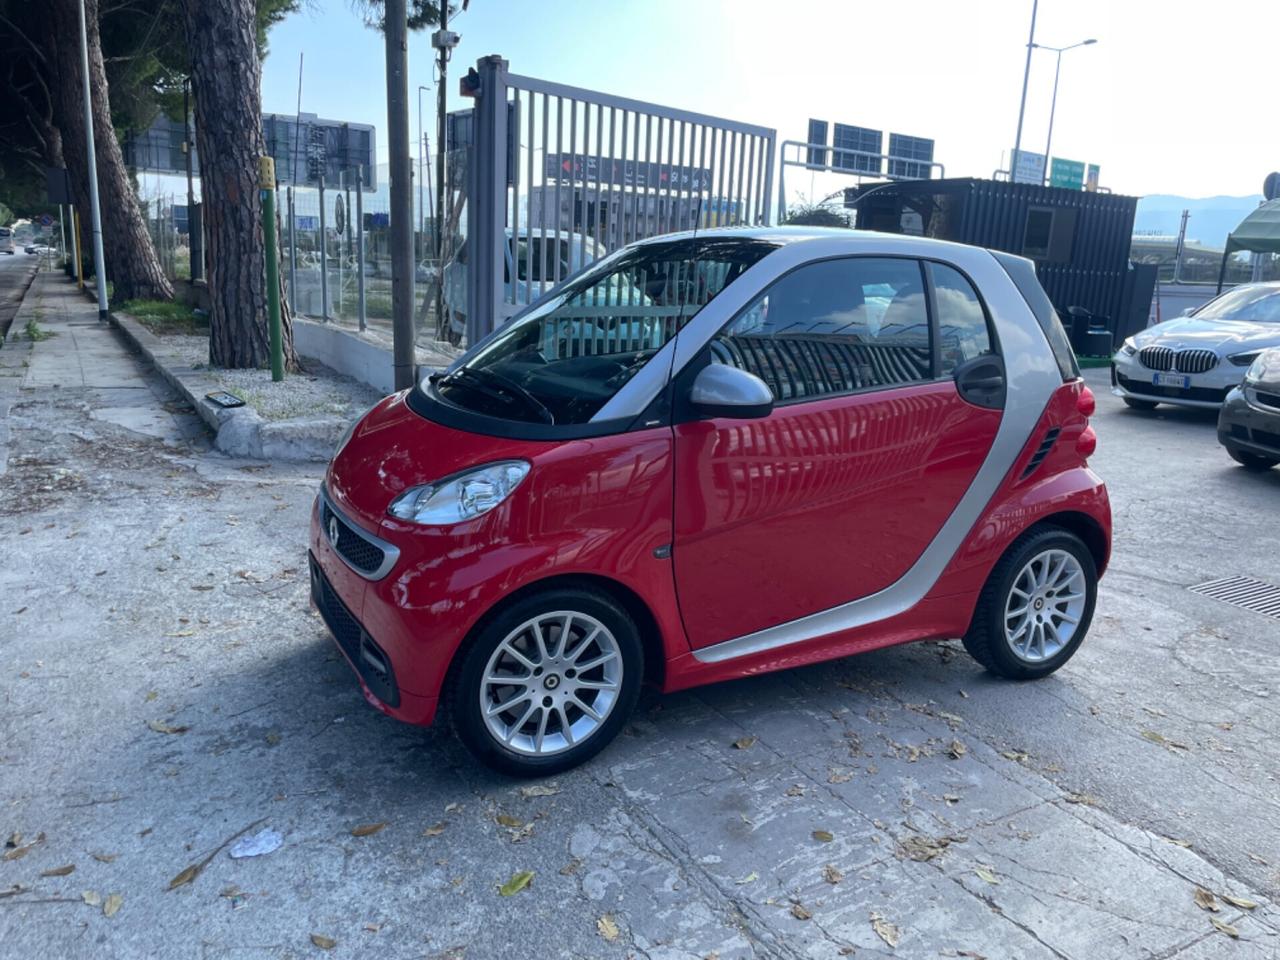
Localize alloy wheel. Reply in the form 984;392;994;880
479;611;623;756
1003;548;1087;663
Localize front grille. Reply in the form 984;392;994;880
1256;391;1280;410
321;500;386;575
1190;576;1280;621
1021;427;1060;479
1253;428;1280;451
309;554;400;707
1138;345;1174;371
1137;346;1219;374
1174;349;1218;374
1117;373;1230;404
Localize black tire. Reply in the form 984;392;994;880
962;525;1098;680
1123;397;1158;411
450;587;643;777
1228;449;1279;471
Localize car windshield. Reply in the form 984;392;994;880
430;237;778;425
1195;286;1280;323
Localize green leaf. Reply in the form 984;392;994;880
497;870;534;896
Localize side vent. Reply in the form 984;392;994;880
1021;427;1061;479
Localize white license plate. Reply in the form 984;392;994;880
1153;373;1190;389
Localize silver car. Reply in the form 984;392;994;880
1111;282;1280;410
1217;347;1280;470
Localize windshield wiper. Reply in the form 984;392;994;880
442;368;555;425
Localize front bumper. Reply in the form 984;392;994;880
1217;386;1280;459
1111;353;1243;409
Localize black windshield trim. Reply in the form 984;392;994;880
407;381;649;440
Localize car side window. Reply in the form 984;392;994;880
712;257;931;402
930;263;996;375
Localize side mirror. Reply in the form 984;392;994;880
1180;307;1195;317
689;364;774;420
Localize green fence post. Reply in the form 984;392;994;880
260;156;284;382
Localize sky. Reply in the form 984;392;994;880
255;0;1273;204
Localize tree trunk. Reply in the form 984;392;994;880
182;0;298;370
47;0;173;303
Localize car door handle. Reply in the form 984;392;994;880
964;374;1005;390
954;357;1007;409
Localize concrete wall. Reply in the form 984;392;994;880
292;319;454;394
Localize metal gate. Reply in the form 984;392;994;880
463;55;776;346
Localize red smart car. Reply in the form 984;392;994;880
311;228;1109;776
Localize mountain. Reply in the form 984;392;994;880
1133;195;1264;249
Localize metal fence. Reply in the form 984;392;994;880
462;55;776;346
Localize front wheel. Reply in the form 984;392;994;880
1123;397;1158;411
962;526;1098;680
451;588;643;776
1229;449;1279;471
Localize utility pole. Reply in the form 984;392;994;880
1011;0;1038;182
433;3;457;341
76;0;109;321
418;84;429;265
1173;209;1189;283
385;0;415;389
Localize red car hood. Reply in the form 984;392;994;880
325;390;544;525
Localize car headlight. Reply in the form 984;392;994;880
1229;350;1262;368
1119;337;1137;356
1245;354;1269;384
388;460;530;525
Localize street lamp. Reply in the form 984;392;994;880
417;84;430;264
1035;38;1097;185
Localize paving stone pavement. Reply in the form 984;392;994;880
1;273;1279;959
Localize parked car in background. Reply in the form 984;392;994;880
442;229;605;345
1218;347;1280;470
311;227;1110;775
0;227;14;255
1111;282;1280;410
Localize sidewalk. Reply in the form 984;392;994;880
5;275;208;455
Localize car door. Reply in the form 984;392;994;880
671;256;1004;649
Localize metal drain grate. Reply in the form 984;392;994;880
1189;576;1280;621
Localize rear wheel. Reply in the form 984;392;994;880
451;588;643;777
1123;397;1158;411
962;526;1098;680
1229;449;1279;471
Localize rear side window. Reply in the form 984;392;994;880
712;257;932;402
992;251;1079;381
930;262;995;376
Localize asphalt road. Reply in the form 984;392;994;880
2;276;1279;959
0;250;39;340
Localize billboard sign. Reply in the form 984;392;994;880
887;133;935;180
1011;149;1046;185
1086;164;1101;193
832;124;883;175
1049;157;1086;191
806;119;829;169
542;154;713;192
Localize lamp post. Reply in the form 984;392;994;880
417;84;429;264
1011;0;1038;181
1036;38;1097;185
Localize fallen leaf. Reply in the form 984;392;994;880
144;691;158;702
147;720;189;735
91;852;117;864
790;902;812;920
422;823;446;837
948;739;968;759
519;784;560;799
1193;887;1219;912
168;818;267;891
265;732;281;746
1164;836;1193;848
40;864;75;878
732;736;757;750
828;770;853;784
823;864;843;885
168;865;201;890
812;830;834;843
191;584;214;591
1221;893;1257;910
1141;729;1190;751
785;784;805;797
103;894;123;917
1000;750;1029;762
495;814;524;829
975;867;1001;885
166;630;195;638
1210;917;1239;939
351;822;387;837
944;794;961;806
82;890;102;907
1063;793;1099;806
310;933;337;950
497;870;534;896
597;915;620;942
898;833;965;862
871;912;901;948
559;858;582;876
364;923;380;933
1248;853;1268;866
736;871;759;885
444;802;463;813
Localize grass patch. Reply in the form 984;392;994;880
120;298;207;336
24;318;55;341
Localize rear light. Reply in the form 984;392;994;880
1077;385;1096;418
1076;425;1097;459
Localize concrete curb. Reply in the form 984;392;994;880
108;307;349;462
